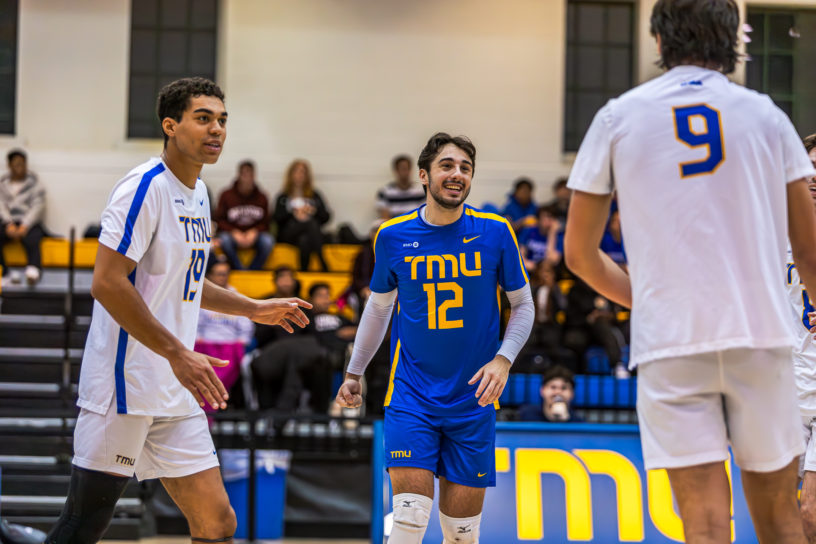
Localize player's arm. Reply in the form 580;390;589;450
564;190;632;308
200;278;311;333
788;179;816;318
335;289;397;408
91;244;229;410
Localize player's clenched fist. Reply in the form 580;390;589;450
168;349;229;410
336;376;364;408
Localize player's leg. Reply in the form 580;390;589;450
665;462;732;543
802;471;816;542
384;407;440;544
435;408;496;543
723;348;806;543
741;460;804;544
137;410;230;542
160;467;237;543
636;352;732;543
438;478;485;543
46;404;150;544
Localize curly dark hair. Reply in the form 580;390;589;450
650;0;740;74
156;77;225;146
417;132;476;175
804;134;816;154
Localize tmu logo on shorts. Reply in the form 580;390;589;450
390;450;412;458
115;454;135;466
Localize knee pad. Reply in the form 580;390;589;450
439;511;481;544
388;493;432;544
44;466;130;544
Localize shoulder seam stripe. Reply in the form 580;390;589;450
466;208;529;283
116;162;166;255
373;210;418;253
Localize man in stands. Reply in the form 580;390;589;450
518;365;582;423
376;154;426;219
0;149;46;285
215;160;274;270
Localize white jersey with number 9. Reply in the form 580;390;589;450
568;65;816;367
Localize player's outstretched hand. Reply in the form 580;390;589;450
251;297;313;333
469;355;512;407
168;349;230;410
336;377;364;408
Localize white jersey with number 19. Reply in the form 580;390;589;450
77;157;212;417
568;65;816;366
786;245;816;416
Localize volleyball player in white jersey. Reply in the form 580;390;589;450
564;1;816;542
789;134;816;541
45;78;311;544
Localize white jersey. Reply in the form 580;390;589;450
568;65;816;366
78;157;212;416
786;245;816;416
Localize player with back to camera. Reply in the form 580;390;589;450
788;133;816;542
564;1;816;543
45;77;311;544
336;132;534;544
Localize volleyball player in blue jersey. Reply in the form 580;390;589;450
336;133;534;543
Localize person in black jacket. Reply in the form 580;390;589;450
273;159;330;271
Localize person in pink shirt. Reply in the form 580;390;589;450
194;256;254;412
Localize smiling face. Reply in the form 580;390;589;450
162;94;227;165
420;143;473;210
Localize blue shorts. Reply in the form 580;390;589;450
383;406;496;488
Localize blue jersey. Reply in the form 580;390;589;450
371;205;529;415
518;226;564;263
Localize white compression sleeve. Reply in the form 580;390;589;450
496;284;535;364
345;289;397;376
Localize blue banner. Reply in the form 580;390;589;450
371;421;759;543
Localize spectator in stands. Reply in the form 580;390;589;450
255;265;302;348
194;257;254;412
214;160;274;270
376;155;425;219
563;278;629;378
273;159;330;271
544;177;571;224
518;205;563;272
519;365;582;422
308;282;357;366
0;149;46;284
515;261;574;372
338;220;382;322
251;283;350;413
502;177;538;231
600;209;626;268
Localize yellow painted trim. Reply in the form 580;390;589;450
465;208;529;283
373;210;419;258
383;338;401;407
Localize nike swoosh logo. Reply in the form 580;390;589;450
199;200;204;206
463;236;480;244
477;472;487;477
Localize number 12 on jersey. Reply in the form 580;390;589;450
183;248;206;302
673;104;725;178
423;282;464;329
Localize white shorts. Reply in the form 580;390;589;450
72;399;219;481
637;347;803;472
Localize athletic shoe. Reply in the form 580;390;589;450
24;266;40;285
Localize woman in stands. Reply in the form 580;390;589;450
273;159;331;271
